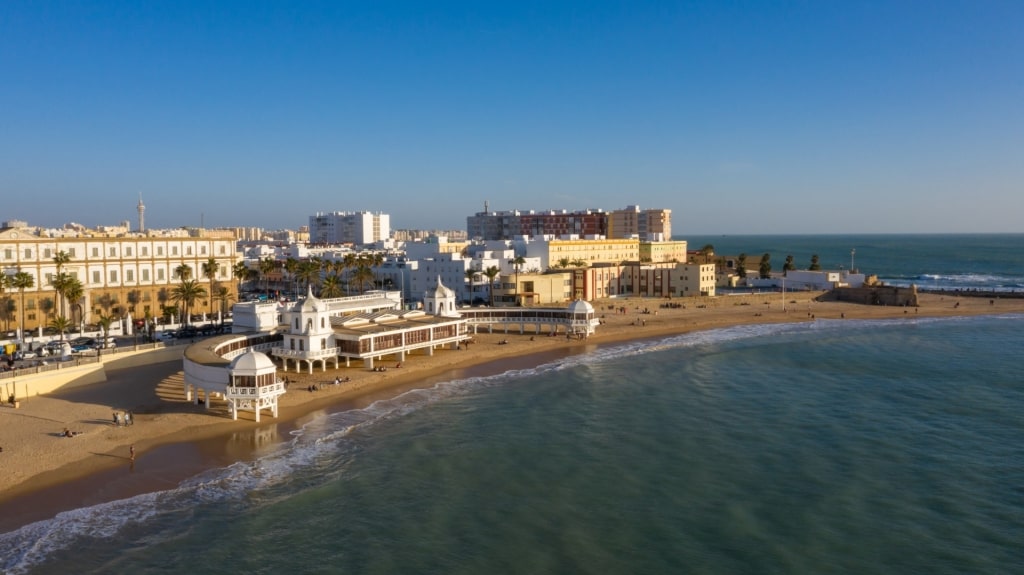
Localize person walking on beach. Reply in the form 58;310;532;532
129;445;135;461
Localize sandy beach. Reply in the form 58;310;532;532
1;291;1021;532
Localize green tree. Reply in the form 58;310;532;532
12;271;35;334
49;315;73;342
296;259;322;293
351;264;374;294
258;257;277;294
483;265;500;306
96;314;116;348
320;273;343;298
809;254;821;271
783;255;796;275
465;268;480;304
51;250;72;318
735;253;748;279
570;258;586;268
232;261;251;293
63;277;85;328
170;279;208;326
202;258;220;318
509;255;526;304
213;285;235;322
0;274;11;331
699;244;715;264
758;253;772;279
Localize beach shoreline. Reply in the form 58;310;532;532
1;292;1020;534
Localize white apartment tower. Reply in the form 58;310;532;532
309;211;390;245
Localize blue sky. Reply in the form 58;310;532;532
2;1;1021;234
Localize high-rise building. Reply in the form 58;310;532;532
309;211;390;245
467;205;671;241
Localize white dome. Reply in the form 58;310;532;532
426;276;455;299
568;299;594;314
298;284;323;312
229;351;276;372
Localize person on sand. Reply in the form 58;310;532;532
129;445;135;461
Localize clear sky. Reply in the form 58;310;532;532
2;1;1021;234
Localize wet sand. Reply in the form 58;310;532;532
1;292;1019;533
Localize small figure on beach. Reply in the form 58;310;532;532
129;445;135;461
125;411;133;426
112;412;119;426
395;362;402;369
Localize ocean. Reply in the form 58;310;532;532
2;234;1023;575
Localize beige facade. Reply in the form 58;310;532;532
640;240;688;263
542;238;641;268
607;206;672;240
0;228;239;329
492;271;573;305
568;262;715;300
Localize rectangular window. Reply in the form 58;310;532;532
44;248;52;258
92;271;101;283
219;245;226;255
157;246;164;256
142;246;149;256
126;270;134;282
126;247;133;256
186;246;193;255
46;273;54;285
110;270;118;283
157;269;165;281
200;246;206;255
24;248;31;258
67;248;76;257
109;247;116;257
92;247;100;257
142;269;150;282
172;247;178;256
3;249;11;259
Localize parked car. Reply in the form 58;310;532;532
178;326;199;338
69;337;97;353
155;331;177;341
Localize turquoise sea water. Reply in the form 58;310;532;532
685;233;1024;292
2;235;1024;574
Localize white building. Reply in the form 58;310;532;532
309;211;390;245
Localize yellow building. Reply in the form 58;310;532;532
0;227;239;330
640;240;688;263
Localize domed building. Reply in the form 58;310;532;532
226;350;285;422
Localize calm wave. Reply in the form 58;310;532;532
4;314;1023;575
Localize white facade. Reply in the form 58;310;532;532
309;211;391;245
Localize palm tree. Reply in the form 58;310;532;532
63;277;85;329
284;257;300;296
483;266;500;306
174;263;193;281
351;264;375;294
570;258;586;268
0;273;10;331
809;254;821;271
232;261;251;293
296;259;322;293
258;257;277;295
213;285;235;322
464;268;480;305
699;244;715;264
12;271;34;334
736;253;748;280
509;255;525;305
52;250;71;318
202;258;220;318
170;279;208;326
49;315;73;342
758;253;772;279
321;273;343;298
783;255;796;275
96;314;116;348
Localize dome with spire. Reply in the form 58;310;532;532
298;284;323;312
